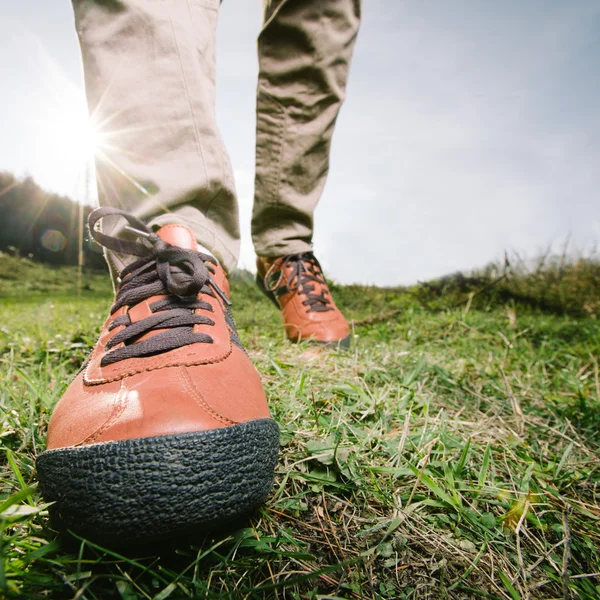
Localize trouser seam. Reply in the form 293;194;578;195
257;85;287;206
169;1;208;184
273;107;288;205
204;184;224;218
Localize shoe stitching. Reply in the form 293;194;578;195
177;366;235;426
84;297;233;385
79;380;128;445
84;339;233;385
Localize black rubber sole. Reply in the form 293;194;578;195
36;418;279;544
255;275;351;349
316;333;351;349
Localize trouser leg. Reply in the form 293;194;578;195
251;0;361;258
73;0;239;275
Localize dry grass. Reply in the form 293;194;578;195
1;252;599;599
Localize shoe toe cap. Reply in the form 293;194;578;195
46;347;270;449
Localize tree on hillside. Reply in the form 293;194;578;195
0;172;105;269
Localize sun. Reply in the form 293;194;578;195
51;94;101;203
79;116;102;159
21;50;100;205
18;38;154;207
21;39;153;208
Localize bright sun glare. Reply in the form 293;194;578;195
26;64;99;205
81;118;101;159
20;36;147;208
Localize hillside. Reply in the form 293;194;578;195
1;253;599;599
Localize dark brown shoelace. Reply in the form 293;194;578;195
268;252;334;313
88;207;230;367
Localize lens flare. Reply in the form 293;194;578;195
40;229;68;252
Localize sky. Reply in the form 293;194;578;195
1;0;599;285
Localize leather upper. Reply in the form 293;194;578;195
256;255;350;344
46;225;269;450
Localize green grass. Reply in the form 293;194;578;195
1;252;599;599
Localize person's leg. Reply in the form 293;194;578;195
252;0;361;345
36;0;279;542
74;0;239;274
252;0;361;257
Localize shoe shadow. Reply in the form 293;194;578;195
60;510;259;555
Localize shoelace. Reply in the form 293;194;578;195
265;252;334;313
88;207;230;367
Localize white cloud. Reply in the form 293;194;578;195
313;0;600;284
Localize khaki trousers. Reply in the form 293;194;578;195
73;0;361;274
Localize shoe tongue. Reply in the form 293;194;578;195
156;224;197;250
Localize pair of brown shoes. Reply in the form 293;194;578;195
36;208;349;543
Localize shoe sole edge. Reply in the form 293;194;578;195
36;418;279;544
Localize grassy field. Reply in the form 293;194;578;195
1;251;599;599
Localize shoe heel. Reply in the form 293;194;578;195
255;274;280;309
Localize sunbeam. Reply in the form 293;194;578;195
3;29;99;205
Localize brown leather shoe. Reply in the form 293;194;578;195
256;253;350;347
36;208;279;544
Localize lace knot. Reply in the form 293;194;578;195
86;207;230;367
148;234;209;299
